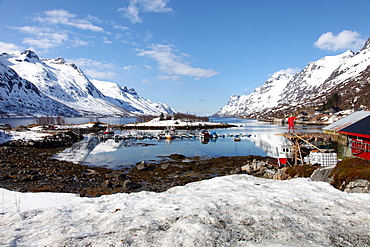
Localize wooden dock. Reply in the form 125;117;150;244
276;132;334;166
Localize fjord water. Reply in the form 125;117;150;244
54;117;323;169
0;117;137;127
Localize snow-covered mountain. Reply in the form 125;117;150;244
216;37;370;118
0;61;79;117
0;50;176;117
90;79;177;116
216;71;293;117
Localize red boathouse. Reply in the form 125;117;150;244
323;111;370;160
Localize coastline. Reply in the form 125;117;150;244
0;145;275;197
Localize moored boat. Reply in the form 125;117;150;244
103;126;115;135
199;130;210;138
278;145;293;166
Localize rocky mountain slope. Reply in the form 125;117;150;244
0;50;176;117
216;37;370;118
90;79;176;116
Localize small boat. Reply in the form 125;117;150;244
199;130;210;138
210;131;218;139
200;137;210;144
277;145;293;166
162;127;176;140
233;136;241;142
103;126;115;135
165;130;175;140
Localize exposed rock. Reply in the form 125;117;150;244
101;180;114;189
310;166;335;183
344;179;370;193
116;173;127;180
241;164;253;174
254;161;266;171
136;161;148;171
273;168;290;180
123;180;142;191
135;161;156;171
169;153;186;160
0;175;10;181
161;163;170;169
229;167;241;175
262;171;274;179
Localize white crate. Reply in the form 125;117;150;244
309;151;338;166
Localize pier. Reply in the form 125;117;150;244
276;132;334;166
97;131;253;142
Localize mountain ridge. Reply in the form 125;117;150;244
0;50;177;117
216;37;370;118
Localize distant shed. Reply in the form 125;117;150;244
323;111;370;160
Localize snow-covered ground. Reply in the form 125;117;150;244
0;129;51;144
0;123;98;145
126;118;222;127
1;175;369;246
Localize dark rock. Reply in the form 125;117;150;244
136;161;148;171
123;180;142;191
30;175;44;181
116;173;127;180
344;179;370;193
0;175;10;181
169;154;186;160
229;168;241;175
19;175;32;182
101;180;114;189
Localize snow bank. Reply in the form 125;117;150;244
1;175;369;246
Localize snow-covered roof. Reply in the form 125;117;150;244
323;110;370;132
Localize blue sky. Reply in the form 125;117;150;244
0;0;369;115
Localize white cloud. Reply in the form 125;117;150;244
142;78;151;84
137;43;219;79
12;9;104;51
119;5;142;24
70;38;89;47
157;75;181;81
68;58;115;69
117;0;173;23
84;69;117;80
314;30;365;52
22;38;57;50
113;24;130;31
35;9;104;32
67;58;116;79
123;65;134;70
19;29;69;50
279;68;300;76
0;41;22;53
102;37;113;44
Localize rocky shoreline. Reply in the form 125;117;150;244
1;130;369;197
0;129;290;197
0;144;281;197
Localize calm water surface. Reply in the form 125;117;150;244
0;117;137;126
54;117;323;169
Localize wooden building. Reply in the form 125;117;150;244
323;111;370;160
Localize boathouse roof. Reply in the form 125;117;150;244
323;111;370;133
339;115;370;138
